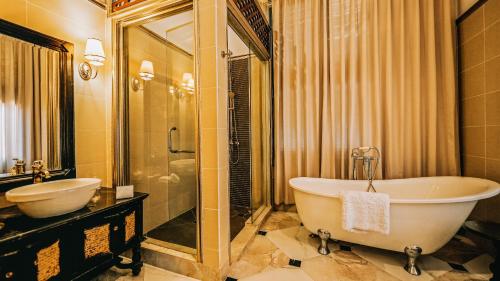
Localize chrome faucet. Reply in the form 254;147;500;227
32;160;51;183
10;158;26;175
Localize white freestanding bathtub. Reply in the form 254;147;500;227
290;176;500;255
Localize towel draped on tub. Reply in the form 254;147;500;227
339;191;391;235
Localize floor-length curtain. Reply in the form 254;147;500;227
0;34;60;173
273;0;459;205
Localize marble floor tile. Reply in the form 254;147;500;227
419;256;453;278
94;263;199;281
260;212;301;231
228;236;291;279
239;268;314;281
266;226;320;260
243;235;278;256
433;236;483;264
463;254;494;280
352;246;434;281
229;212;492;281
432;270;485;281
301;253;399;281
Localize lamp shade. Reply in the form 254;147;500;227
139;60;154;81
182;73;193;83
84;38;105;66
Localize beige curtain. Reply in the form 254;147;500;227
273;0;459;205
0;34;61;173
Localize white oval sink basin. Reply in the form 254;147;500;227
5;178;101;218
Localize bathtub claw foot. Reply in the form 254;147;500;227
317;229;331;255
404;246;422;276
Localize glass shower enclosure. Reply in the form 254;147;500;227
121;6;198;253
227;25;271;240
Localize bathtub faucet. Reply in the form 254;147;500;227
351;146;380;192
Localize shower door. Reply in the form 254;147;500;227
122;6;198;253
227;25;271;240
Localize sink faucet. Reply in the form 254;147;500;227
10;158;26;175
32;160;51;183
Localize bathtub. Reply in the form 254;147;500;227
290;176;500;255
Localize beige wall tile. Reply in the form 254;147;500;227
461;95;485;126
460;32;484;70
198;4;216;49
486;56;500;93
486;126;500;158
28;0;105;32
75;130;107;165
459;6;484;43
486;158;500;182
76;161;107;181
201;168;219;209
201;128;218;169
485;20;500;59
200;47;217;89
200;87;218;129
26;3;104;45
74;94;107;131
461;64;485;99
217;129;228;168
218;167;229;208
202;248;220;269
462;155;486;177
486;92;500;125
0;0;27;26
217;88;228;129
485;0;500;26
462;126;485;156
202;208;219;250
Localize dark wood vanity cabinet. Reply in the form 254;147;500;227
0;190;148;281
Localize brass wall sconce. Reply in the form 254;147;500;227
139;60;154;81
79;38;105;80
130;60;155;91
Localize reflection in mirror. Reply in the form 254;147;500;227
0;34;61;175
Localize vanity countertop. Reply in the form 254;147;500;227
0;189;147;244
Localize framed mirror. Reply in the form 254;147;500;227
0;19;75;191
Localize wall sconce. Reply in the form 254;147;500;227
139;60;154;81
79;38;105;80
182;72;194;93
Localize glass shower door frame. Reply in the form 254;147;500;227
111;0;201;259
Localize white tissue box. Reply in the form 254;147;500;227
116;185;134;199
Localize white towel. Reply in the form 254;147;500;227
340;190;390;234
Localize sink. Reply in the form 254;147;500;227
5;178;101;218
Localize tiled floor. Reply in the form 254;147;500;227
227;212;494;281
231;205;252;241
94;262;199;281
146;208;197;249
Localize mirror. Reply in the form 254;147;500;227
0;19;75;190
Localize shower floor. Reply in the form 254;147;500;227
230;205;252;241
146;208;197;249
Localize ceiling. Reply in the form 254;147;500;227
142;10;194;54
228;26;250;57
141;10;252;57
